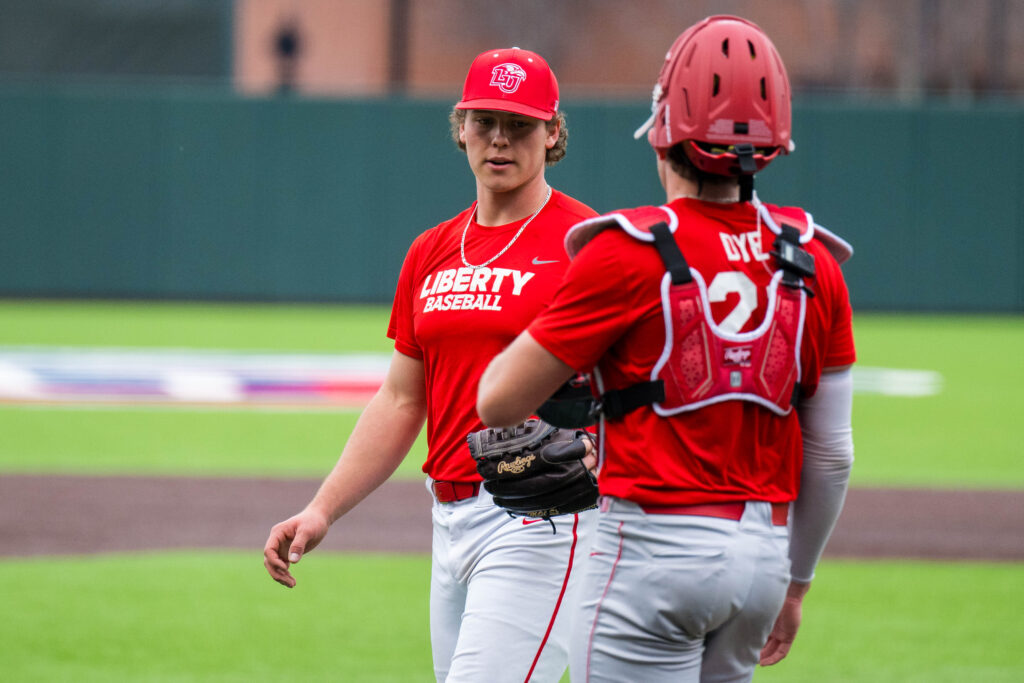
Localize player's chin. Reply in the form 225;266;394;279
481;174;526;195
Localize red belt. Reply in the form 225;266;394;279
431;480;481;503
641;502;789;526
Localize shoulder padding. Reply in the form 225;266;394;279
753;196;853;265
564;198;854;265
565;206;677;258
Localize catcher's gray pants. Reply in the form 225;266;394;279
570;497;790;683
428;480;597;683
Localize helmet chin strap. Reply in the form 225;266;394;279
633;83;663;140
739;175;754;203
633;110;656;140
734;143;757;202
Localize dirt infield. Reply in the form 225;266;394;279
2;474;1022;560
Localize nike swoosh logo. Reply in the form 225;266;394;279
522;518;545;525
531;257;559;265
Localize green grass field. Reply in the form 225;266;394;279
2;299;1022;681
1;553;432;682
2;554;1021;682
1;300;1021;486
0;299;395;352
849;314;1023;488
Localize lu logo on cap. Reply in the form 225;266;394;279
490;63;527;94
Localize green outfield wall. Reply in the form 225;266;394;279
1;84;1021;311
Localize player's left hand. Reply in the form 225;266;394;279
581;433;598;473
759;582;808;666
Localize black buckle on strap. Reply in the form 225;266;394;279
733;143;758;174
771;224;816;295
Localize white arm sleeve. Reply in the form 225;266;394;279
789;368;854;583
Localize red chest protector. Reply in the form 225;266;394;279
654;231;806;416
562;198;851;420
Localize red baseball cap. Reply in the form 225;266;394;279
455;47;559;121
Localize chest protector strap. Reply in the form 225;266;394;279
594;207;814;419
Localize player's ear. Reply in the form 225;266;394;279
545;118;560;149
459;122;467;145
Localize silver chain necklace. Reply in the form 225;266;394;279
460;186;552;269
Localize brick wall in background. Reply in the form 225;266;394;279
234;0;1024;99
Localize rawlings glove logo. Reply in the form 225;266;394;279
467;419;598;526
497;454;536;475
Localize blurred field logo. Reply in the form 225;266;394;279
0;348;390;409
851;367;943;396
490;63;527;93
0;348;943;407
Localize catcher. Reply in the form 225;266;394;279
467;418;598;530
476;16;856;681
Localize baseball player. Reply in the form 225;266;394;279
477;16;855;682
263;48;598;682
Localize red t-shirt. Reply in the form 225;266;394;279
528;197;855;506
388;189;597;482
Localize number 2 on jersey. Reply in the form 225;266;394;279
707;271;757;334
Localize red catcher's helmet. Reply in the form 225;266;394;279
635;15;793;176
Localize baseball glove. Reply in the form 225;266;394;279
466;418;598;522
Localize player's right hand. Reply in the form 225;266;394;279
759;593;803;666
263;509;330;588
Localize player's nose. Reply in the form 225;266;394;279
490;123;511;146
